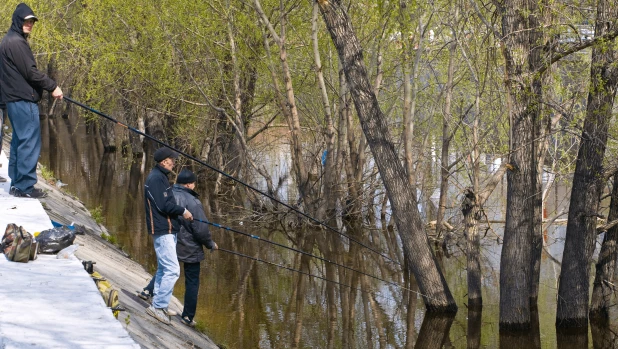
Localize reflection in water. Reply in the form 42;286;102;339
591;322;618;349
467;307;481;349
415;313;455;349
39;112;618;348
556;327;588;349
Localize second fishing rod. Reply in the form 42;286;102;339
195;218;418;295
62;97;399;267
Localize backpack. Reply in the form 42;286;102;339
1;223;37;263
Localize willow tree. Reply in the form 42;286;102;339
557;0;618;328
317;0;457;312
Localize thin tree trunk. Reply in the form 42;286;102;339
557;0;618;327
318;0;457;313
255;0;309;200
435;35;456;238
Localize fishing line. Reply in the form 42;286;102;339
198;218;417;294
63;97;400;266
217;247;434;303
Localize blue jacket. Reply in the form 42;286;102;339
144;165;185;235
0;3;57;104
173;184;215;263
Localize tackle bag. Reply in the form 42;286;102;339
82;261;125;319
36;226;76;254
1;223;36;263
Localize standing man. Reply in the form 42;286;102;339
0;3;63;198
144;147;193;325
173;168;218;327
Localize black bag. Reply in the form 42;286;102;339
37;226;76;254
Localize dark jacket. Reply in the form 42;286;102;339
144;165;185;235
0;3;57;104
173;184;215;263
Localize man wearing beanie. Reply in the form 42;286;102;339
143;147;193;324
173;168;218;327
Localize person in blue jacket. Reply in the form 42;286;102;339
0;3;63;197
143;147;193;325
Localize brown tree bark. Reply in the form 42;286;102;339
318;0;456;312
497;0;545;330
590;177;618;323
556;0;618;328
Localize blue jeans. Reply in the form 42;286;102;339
6;101;41;193
0;107;6;155
152;234;180;309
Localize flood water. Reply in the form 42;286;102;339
38;112;618;348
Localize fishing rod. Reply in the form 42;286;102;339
63;96;400;266
197;218;416;294
217;247;434;303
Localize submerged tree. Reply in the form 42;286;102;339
317;0;457;312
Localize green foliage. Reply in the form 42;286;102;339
91;206;104;224
39;165;55;182
101;232;118;245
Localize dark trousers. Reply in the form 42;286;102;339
182;262;201;321
144;276;156;295
6;101;41;193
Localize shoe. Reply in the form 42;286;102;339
138;289;152;301
9;186;15;195
179;315;196;327
163;308;177;316
13;187;47;198
146;305;171;325
0;176;6;183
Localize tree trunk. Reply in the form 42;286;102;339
462;188;482;307
590;175;618;323
435;35;456;238
318;0;457;312
556;0;618;328
498;0;544;330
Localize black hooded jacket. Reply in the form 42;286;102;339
173;184;215;263
144;165;186;236
0;3;57;104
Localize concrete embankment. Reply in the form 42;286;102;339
0;148;219;349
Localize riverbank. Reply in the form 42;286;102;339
0;140;219;348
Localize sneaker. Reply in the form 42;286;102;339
146;305;171;325
13;188;47;198
138;289;152;301
179;315;196;327
9;186;15;195
163;308;177;317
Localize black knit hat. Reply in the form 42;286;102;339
153;147;179;162
176;168;197;184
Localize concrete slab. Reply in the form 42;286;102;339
0;151;139;349
0;255;139;349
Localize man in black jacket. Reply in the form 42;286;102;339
173;168;218;327
0;3;63;198
144;147;193;325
